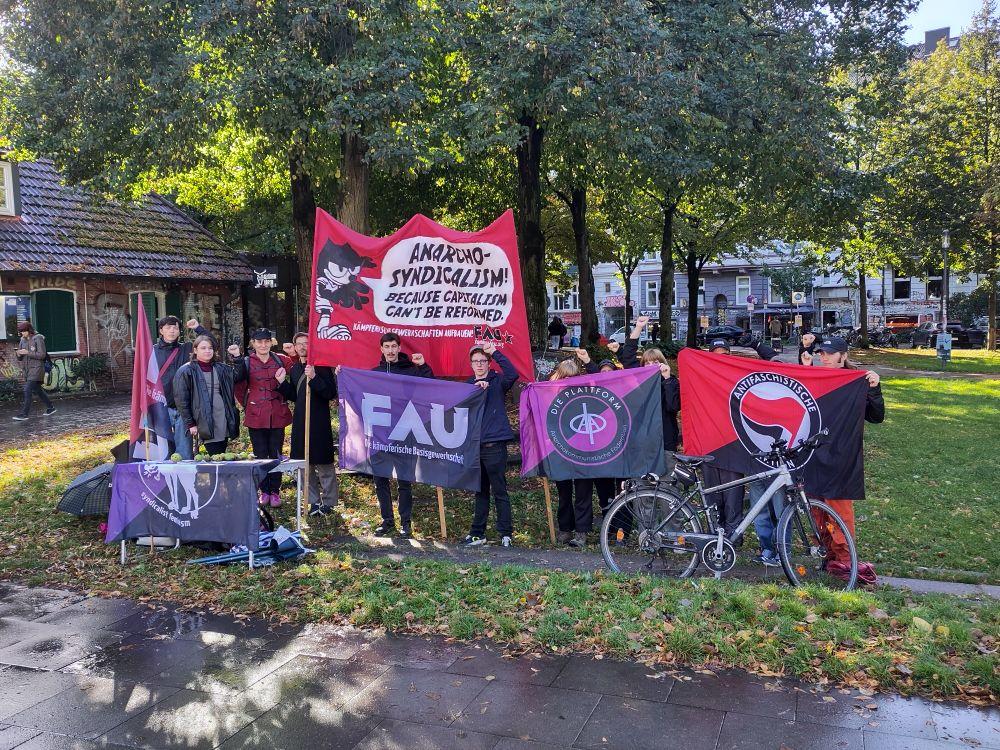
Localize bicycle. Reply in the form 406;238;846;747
599;429;859;590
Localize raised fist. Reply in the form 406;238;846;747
227;344;241;357
636;315;650;328
607;341;621;354
575;348;590;364
482;343;496;356
412;353;425;366
185;319;199;330
282;342;295;355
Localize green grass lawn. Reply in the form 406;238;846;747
860;377;1000;582
850;346;1000;374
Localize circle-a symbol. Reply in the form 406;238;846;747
547;386;631;465
729;372;821;469
568;403;608;445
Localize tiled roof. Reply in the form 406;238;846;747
0;159;253;282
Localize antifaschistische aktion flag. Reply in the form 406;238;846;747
129;293;173;460
306;208;533;381
337;368;486;491
678;349;870;500
520;368;667;481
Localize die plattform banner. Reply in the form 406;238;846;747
306;208;533;381
520;368;667;481
677;349;869;500
337;368;486;491
105;460;280;550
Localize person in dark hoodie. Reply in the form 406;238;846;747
278;332;339;516
462;342;519;547
798;330;819;366
620;316;681;464
153;315;212;458
338;331;433;537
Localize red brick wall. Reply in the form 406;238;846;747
0;274;244;395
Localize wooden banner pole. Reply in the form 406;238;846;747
302;382;312;521
436;487;447;539
542;478;556;544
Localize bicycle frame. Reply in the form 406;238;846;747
695;464;793;541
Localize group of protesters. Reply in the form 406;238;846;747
139;310;883;575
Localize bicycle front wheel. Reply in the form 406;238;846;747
600;486;702;577
776;499;857;591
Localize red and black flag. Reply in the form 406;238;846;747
678;349;870;500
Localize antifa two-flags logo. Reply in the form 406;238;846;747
730;371;821;469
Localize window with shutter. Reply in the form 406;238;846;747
129;293;160;341
165;290;183;319
32;290;78;353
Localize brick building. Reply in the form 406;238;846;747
0;157;253;394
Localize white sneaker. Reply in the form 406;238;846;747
462;535;487;547
500;536;512;548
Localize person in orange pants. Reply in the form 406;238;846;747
812;335;885;582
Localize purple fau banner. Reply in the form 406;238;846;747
520;368;666;481
105;460;279;550
338;368;486;491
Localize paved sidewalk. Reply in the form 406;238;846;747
0;583;996;750
0;393;130;447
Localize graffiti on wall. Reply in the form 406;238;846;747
94;292;132;369
41;356;87;393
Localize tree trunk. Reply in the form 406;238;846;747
858;267;869;348
988;265;998;351
658;201;676;339
570;187;599;345
686;245;700;348
289;148;317;329
621;265;633;332
515;113;547;349
337;131;370;234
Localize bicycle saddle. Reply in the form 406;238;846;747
672;453;715;465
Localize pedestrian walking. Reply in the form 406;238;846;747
12;321;54;421
229;329;293;508
172;335;239;455
278;333;339;516
462;342;518;547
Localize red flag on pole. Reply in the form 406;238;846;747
129;295;173;460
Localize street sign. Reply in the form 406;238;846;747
794;314;803;327
791;291;806;305
746;294;756;304
700;315;710;329
937;331;953;365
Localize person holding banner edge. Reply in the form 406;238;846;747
620;316;681;462
228;329;293;508
813;335;884;583
462;342;518;547
154;316;212;458
337;332;434;537
278;332;340;516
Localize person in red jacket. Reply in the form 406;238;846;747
228;329;293;507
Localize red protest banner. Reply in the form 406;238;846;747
307;208;533;380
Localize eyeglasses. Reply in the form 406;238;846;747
471;359;490;364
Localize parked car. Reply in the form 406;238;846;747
696;325;748;347
911;321;986;349
608;326;651;346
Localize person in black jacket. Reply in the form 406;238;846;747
548;316;568;349
462;343;519;547
278;332;339;516
338;332;434;536
172;335;239;454
798;330;819;366
154;315;212;458
813;335;884;580
620;317;681;459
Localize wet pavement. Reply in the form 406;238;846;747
0;583;996;750
0;394;130;447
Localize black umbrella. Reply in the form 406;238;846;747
57;463;113;516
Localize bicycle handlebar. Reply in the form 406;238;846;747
751;428;830;460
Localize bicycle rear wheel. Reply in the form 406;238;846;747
776;499;857;591
600;486;702;577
